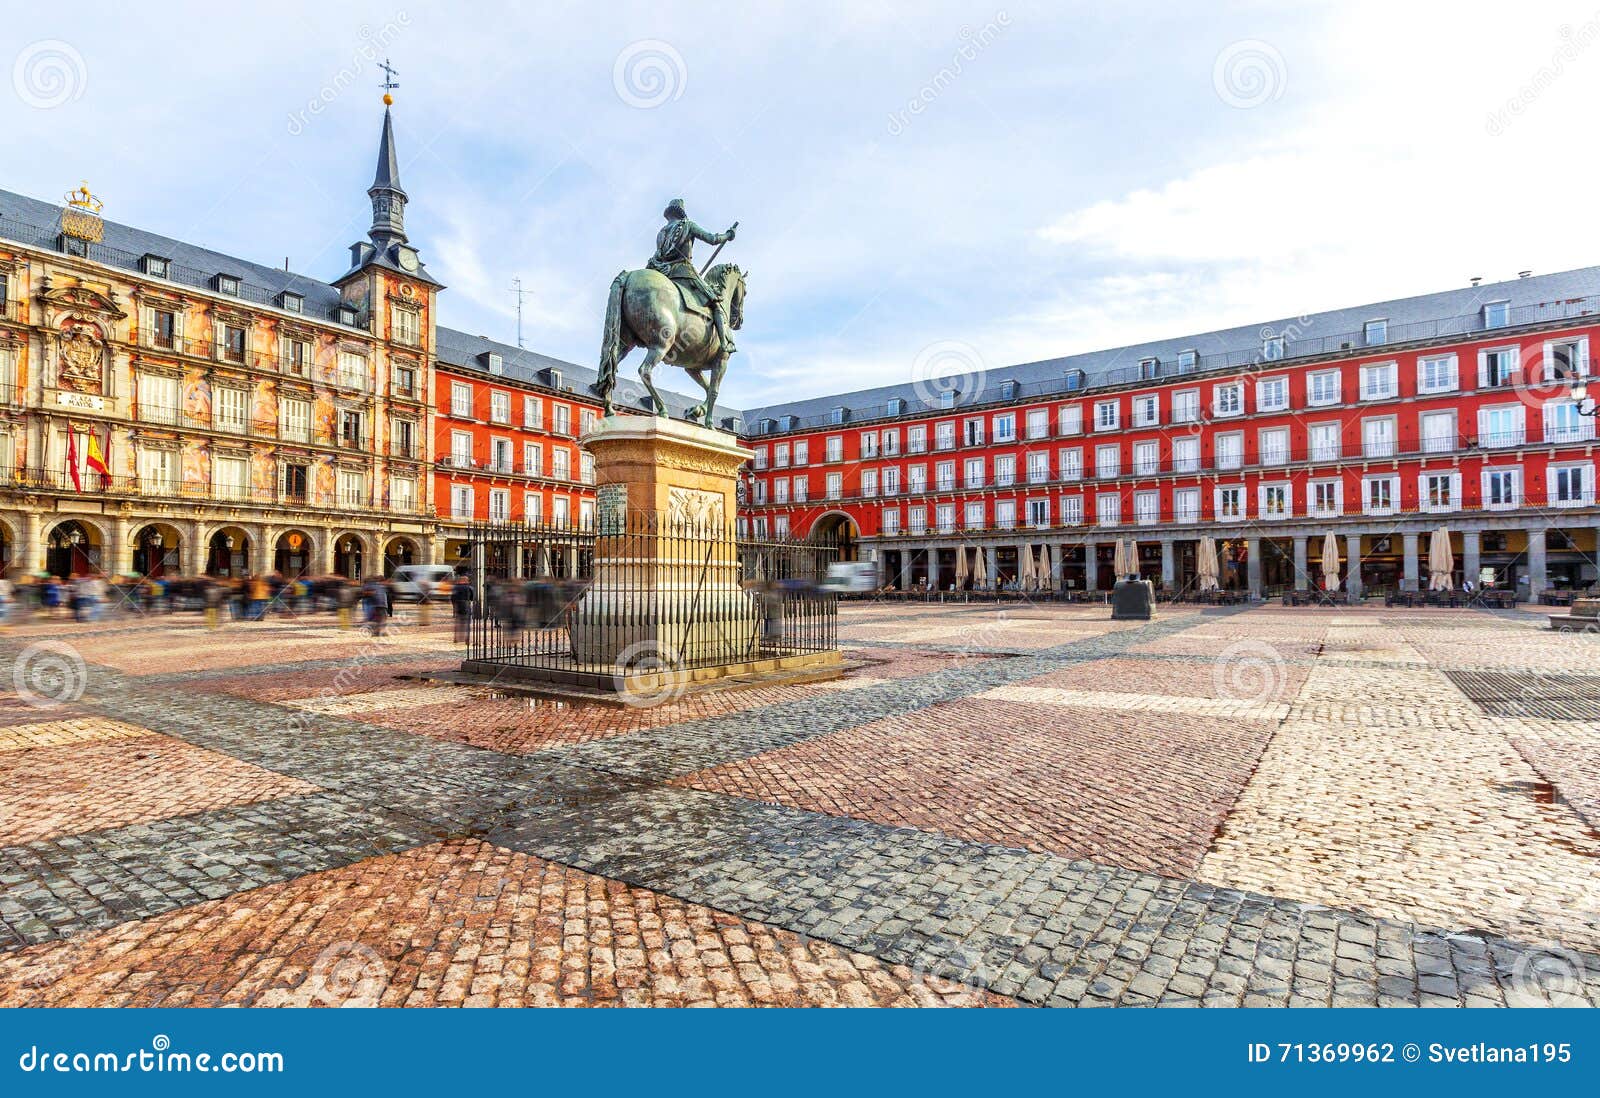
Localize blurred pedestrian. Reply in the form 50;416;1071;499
450;574;475;645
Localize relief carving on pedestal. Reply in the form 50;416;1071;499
666;486;725;530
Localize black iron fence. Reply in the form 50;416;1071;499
463;517;839;679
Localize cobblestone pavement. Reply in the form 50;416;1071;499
0;602;1597;1008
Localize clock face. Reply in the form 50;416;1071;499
397;247;419;273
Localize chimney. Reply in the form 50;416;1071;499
1470;276;1482;287
1518;270;1532;279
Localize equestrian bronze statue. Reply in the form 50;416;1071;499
596;198;746;427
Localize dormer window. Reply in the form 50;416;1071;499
1064;369;1086;391
337;303;359;326
829;407;847;425
1262;335;1285;361
1483;301;1510;329
887;397;905;415
939;390;957;409
1177;349;1198;373
1000;380;1018;400
141;254;170;279
782;414;799;431
721;416;742;432
760;418;776;435
214;274;240;296
1364;318;1388;346
545;367;563;390
278;291;303;314
1139;357;1159;379
483;352;503;375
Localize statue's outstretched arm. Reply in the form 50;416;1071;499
686;220;730;246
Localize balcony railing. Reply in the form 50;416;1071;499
0;465;422;513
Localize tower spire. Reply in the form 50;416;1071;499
368;60;407;247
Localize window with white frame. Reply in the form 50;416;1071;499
1174;486;1200;522
964;500;986;530
1132;393;1159;427
524;441;542;474
213;455;248;501
1419;410;1456;453
1215;485;1244;519
824;435;843;462
860;431;879;459
1544;337;1588;380
793;440;809;465
1027;497;1050;528
963;418;985;447
882;429;900;456
1544;400;1593;443
1095;443;1120;479
1255;376;1289;412
1550;462;1592;506
772;515;789;537
1361;416;1396;458
1259;482;1291;518
882;466;901;495
450;484;474;519
1363;475;1398;515
552;404;571;435
1133;439;1159;475
993;412;1016;442
774;478;790;504
1484;301;1510;329
1059;448;1082;480
1418;354;1458;394
1307;369;1341;406
1215;432;1243;470
1171;389;1199;423
139;373;180;425
909;506;928;535
1172;436;1199;473
451;382;473;417
1483;468;1521;509
1310;480;1342;517
1058;405;1083;435
279;397;311;442
1095;493;1121;526
552;497;571;526
752;446;768;471
450;430;473;466
935;461;954;490
1478;347;1519;388
525;493;543;524
964;456;985;488
858;470;875;498
774;442;790;468
909;425;928;453
1478;405;1524;448
523;395;542;428
1177;349;1198;373
994;454;1015;486
882;508;901;534
1027;451;1049;483
1094;400;1120;431
215;387;248;433
935;421;956;450
1359;362;1397;400
754;480;767;504
1420;471;1460;512
908;464;927;492
1258;427;1289;466
793;474;809;502
489;438;512;473
825;471;842;499
1364;319;1388;346
139;446;178;493
1027;408;1049;439
1213;381;1243;417
1060;495;1084;525
488;489;510;522
337;469;368;509
1134;490;1159;525
393;308;419;346
1309;422;1341;462
995;499;1017;529
337;351;367;391
1262;335;1285;361
489;391;510;424
390;476;416;512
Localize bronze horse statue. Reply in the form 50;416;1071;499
595;263;746;427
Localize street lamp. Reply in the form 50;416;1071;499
1570;379;1596;417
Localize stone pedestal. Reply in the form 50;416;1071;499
568;415;758;668
1110;578;1152;620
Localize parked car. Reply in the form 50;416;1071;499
819;562;878;594
390;564;458;602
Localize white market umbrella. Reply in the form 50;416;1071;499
1428;527;1454;591
1019;544;1035;591
1320;532;1341;592
1197;536;1220;592
975;546;990;589
1112;539;1130;579
954;546;968;589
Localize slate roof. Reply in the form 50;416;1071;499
739;265;1600;432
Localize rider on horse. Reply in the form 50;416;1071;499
648;198;738;356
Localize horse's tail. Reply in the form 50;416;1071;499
597;270;628;404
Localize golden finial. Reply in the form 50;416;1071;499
64;181;102;214
379;58;398;106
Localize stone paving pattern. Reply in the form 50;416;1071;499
0;602;1596;1008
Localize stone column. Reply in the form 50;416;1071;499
1292;535;1309;591
1045;543;1058;590
1402;532;1420;592
985;544;999;587
21;510;43;574
109;515;131;577
1346;534;1363;600
1527;527;1547;600
1160;539;1175;591
1245;536;1262;596
1463;531;1481;589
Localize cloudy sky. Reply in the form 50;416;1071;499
7;1;1600;408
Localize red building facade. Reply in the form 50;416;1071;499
738;277;1600;599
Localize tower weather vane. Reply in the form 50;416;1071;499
379;58;399;103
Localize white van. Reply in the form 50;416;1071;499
391;564;458;602
820;562;878;593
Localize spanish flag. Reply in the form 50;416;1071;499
85;428;109;476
